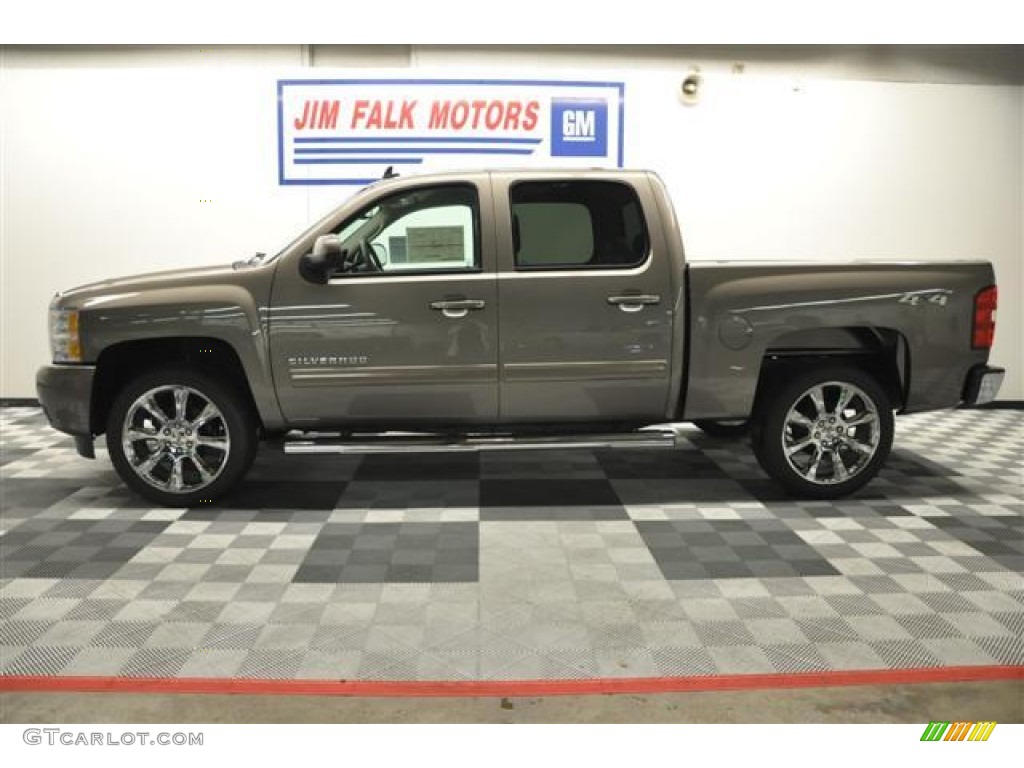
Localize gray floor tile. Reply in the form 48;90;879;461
0;407;1020;683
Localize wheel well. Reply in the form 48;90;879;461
752;327;907;417
90;337;261;435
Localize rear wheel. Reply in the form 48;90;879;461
693;419;750;439
752;366;893;499
106;368;257;506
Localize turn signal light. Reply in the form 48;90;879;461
49;308;83;363
972;286;997;350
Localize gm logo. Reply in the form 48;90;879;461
550;98;608;157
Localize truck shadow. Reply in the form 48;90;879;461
174;443;976;515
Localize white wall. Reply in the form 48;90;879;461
629;76;1022;409
2;46;1022;401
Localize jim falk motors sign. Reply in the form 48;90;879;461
277;78;625;185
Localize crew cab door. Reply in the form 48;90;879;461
268;180;498;427
493;173;674;422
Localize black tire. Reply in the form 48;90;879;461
751;366;893;499
693;419;750;439
106;367;258;506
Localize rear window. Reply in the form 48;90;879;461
510;180;650;270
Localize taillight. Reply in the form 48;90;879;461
972;285;997;349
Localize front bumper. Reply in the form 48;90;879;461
36;364;96;457
962;364;1005;406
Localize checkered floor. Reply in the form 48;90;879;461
1;406;1021;681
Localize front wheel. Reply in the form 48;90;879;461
106;368;257;506
752;366;893;499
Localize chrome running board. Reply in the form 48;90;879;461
283;430;679;455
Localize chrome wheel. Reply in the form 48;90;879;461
781;380;880;486
121;385;231;494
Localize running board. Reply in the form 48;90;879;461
283;430;679;455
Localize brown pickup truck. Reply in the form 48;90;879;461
36;169;1004;506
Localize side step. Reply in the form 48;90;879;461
283;430;679;455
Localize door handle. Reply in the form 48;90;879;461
429;298;486;319
607;294;661;313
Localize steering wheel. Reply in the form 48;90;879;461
340;241;382;274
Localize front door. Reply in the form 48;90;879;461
269;181;498;428
493;174;674;423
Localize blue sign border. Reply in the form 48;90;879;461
276;78;626;186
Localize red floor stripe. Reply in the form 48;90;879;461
1;665;1020;697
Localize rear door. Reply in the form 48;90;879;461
493;172;675;423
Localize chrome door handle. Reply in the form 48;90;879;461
429;299;486;319
607;294;661;312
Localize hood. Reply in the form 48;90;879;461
54;262;268;308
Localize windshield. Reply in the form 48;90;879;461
335;206;380;247
265;183;383;262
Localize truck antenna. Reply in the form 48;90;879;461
383;166;399;179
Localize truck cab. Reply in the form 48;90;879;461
273;169;679;429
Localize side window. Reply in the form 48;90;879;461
333;184;479;274
510;181;650;270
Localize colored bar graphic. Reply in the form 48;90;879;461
969;722;997;741
944;722;972;741
921;722;950;741
921;720;996;742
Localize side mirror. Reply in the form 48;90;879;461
299;235;346;284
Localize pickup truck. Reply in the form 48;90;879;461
36;169;1005;506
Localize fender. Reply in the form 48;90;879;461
64;264;285;429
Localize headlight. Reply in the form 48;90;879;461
49;308;82;363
